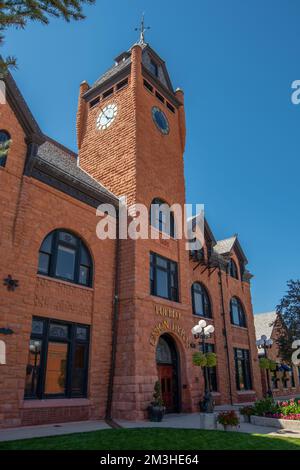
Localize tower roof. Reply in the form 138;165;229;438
84;42;176;102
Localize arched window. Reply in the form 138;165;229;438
150;198;175;238
38;230;93;287
191;282;212;318
230;297;246;327
0;130;11;167
228;259;239;279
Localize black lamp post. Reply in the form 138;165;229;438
192;319;215;413
256;335;273;398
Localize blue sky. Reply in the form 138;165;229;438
2;0;299;313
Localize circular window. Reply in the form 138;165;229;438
152;107;169;135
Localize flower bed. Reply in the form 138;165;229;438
250;397;300;429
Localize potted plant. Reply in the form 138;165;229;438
217;410;240;431
239;405;255;423
148;381;165;422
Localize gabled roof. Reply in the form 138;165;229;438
32;139;119;207
254;311;277;340
213;235;248;264
3;68;44;144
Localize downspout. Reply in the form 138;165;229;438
218;265;234;405
105;209;121;425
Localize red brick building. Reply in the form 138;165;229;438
0;38;262;428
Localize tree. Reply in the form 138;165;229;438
0;0;95;75
276;279;300;363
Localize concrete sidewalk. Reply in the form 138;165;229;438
1;413;300;443
0;420;110;442
117;412;300;439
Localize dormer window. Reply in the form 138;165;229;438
0;130;11;167
150;59;158;77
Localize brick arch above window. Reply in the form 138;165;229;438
37;229;93;287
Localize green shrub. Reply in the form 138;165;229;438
253;397;280;417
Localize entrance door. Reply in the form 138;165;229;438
156;334;180;413
157;364;174;411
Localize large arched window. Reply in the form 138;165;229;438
0;130;11;167
191;282;212;318
150;198;175;238
230;297;246;327
38;230;93;287
228;259;239;279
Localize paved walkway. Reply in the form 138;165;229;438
1;413;300;442
117;413;300;438
0;420;110;442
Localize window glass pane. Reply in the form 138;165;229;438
32;319;44;336
55;245;76;280
76;326;88;341
156;337;172;364
156;268;169;298
231;301;240;325
156;256;168;269
194;291;204;316
58;231;77;245
80;245;90;266
24;339;42;397
0;155;7;167
45;342;68;395
49;323;69;339
71;344;86;395
38;252;50;274
79;265;89;286
40;233;53;254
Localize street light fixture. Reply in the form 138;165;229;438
256;335;273;397
191;319;215;413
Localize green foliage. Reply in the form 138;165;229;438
151;380;164;407
259;357;276;370
217;411;239;427
253;398;280;417
239;406;255;417
278;399;300;417
0;138;11;157
0;0;96;74
192;351;217;368
259;357;270;369
206;352;217;368
192;352;207;367
276;279;300;363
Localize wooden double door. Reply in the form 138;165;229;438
157;364;176;412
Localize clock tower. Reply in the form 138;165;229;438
77;39;196;420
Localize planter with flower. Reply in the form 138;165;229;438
148;381;165;422
239;405;255;423
217;410;240;431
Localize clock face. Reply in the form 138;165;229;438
152;106;169;135
96;103;118;130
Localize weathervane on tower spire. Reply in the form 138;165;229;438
135;13;150;45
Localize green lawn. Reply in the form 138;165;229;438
0;428;300;450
